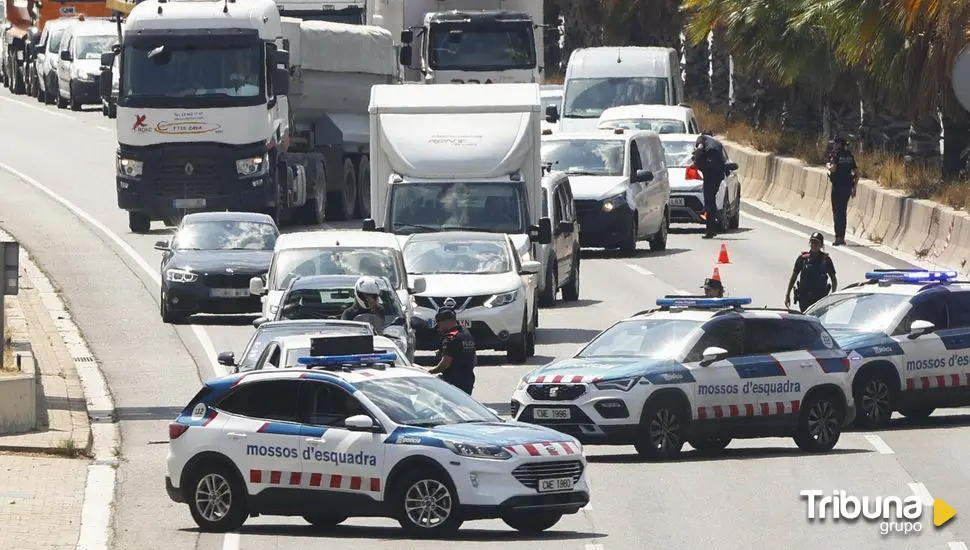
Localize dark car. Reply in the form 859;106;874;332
217;319;376;372
155;212;279;323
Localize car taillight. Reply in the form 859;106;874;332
685;166;702;180
842;357;851;371
169;423;189;440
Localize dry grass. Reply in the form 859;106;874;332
691;103;970;210
543;73;564;85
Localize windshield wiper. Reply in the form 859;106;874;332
564;170;602;176
407;420;444;428
440;225;502;233
394;223;439;233
564;114;598;119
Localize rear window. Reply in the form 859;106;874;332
181;386;214;414
743;319;832;354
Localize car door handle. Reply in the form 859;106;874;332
305;438;326;445
226;432;247;439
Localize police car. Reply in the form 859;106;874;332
166;336;590;536
510;297;855;460
805;269;970;428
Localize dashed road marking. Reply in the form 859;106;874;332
222;532;240;550
948;542;968;550
863;434;894;454
908;482;934;506
623;263;653;277
585;545;604;550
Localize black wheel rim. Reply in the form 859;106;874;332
807;400;839;444
648;407;681;451
862;379;891;424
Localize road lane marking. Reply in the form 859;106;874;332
948;542;968;550
97;126;112;132
623;263;653;277
863;434;894;454
908;482;934;506
585;545;604;550
0;94;76;120
222;532;240;550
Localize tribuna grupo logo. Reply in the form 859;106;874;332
800;490;930;535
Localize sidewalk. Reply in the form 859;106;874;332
0;255;93;548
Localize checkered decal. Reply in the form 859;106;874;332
249;470;382;493
504;441;581;456
905;373;970;391
529;374;601;384
697;401;800;419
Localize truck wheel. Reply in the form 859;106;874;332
108;102;117;118
299;158;326;226
128;212;151;233
356;155;371;218
327;158;357;221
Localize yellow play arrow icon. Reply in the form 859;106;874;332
934;499;956;527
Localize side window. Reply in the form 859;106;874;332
300;382;369;427
508;240;523;272
268;346;281;368
894;294;949;335
629;141;643;173
553;186;566;224
947;292;970;329
744;319;828;354
685;318;745;362
563;182;576;219
217;380;301;422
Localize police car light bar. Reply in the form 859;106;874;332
297;353;397;368
864;270;958;282
655;297;752;309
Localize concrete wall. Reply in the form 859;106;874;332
0;290;36;435
724;141;970;273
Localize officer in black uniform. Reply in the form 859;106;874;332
693;132;728;239
784;232;838;312
701;278;725;298
826;137;858;246
429;308;477;395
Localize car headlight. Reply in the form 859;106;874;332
485;290;518;308
165;269;197;283
236;155;268;177
516;376;527;390
593;377;640;391
117;158;143;178
601;193;626;213
443;440;512;460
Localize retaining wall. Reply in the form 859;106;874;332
0;293;36;435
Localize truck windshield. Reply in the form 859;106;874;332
563;77;668;118
428;23;535;71
121;39;263;107
389;182;528;235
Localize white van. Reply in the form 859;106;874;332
547;47;685;133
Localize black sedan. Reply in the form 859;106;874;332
155;212;278;323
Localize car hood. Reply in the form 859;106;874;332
168;250;273;273
566;176;628;201
525;357;693;384
669;170;704;191
398;235;532;262
825;329;901;358
414;272;520;297
386;421;581;450
559;118;604;133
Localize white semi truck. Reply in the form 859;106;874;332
100;0;397;233
363;82;554;292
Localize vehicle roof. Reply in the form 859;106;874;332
255;319;374;332
275;230;401;250
271;333;400;351
836;280;970;296
289;274;393;291
404;231;508;244
600;105;693;120
427;10;532;24
182;211;276;224
370;83;540;113
66;20;117;35
223;362;432;387
45;18;79;31
125;0;281;36
542;171;570;187
542;130;657;142
628;307;817;323
659;133;701;143
568;46;674;78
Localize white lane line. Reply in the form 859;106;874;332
863;434;895;454
77;464;115;550
948;542;968;550
908;482;934;506
623;263;653;277
585;545;604;550
0;94;76;120
96;126;112;132
222;532;240;550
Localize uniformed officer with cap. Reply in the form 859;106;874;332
826;137;858;246
428;308;477;395
702;278;724;297
784;232;838;312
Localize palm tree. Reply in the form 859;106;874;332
709;32;730;109
683;33;710;102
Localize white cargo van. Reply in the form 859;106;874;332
547;47;685;133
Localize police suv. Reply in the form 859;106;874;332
510;297;856;460
805;269;970;428
166;336;590;536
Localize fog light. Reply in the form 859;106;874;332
171;296;179;304
119;181;129;189
498;330;510;340
469;473;479;488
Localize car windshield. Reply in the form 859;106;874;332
279;287;403;320
282;345;407;368
661;140;696;167
388;182;527;235
541;139;625;176
237;324;373;371
405;240;511;275
271;248;402;290
805;292;910;332
428;22;535;71
563;77;668;118
578;319;704;359
75;35;116;60
355;376;500;427
599;118;686;134
173;221;277;251
49;29;66;52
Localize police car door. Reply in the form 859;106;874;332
737;317;808;422
889;291;957;395
298;380;386;507
682;317;746;422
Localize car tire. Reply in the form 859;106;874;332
69;82;82;111
393;468;462;537
303;514;347;530
186;463;249;532
507;312;529;364
689;436;732;454
633;395;686;460
527;304;537;357
899;407;935;420
619;216;638;257
719;192;731;232
729;186;741;229
853;371;894;429
539;260;557;307
561;257;579;302
108;102;117;118
793;392;844;453
502;512;563;533
129;212;151;233
649;208;669;251
356;155;371;218
160;290;186;324
56;88;67;109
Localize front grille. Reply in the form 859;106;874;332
156;155;224;196
574;200;600;217
202;273;254;288
511;460;584;489
527;384;586;401
418;295;490;310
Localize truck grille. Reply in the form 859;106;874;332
511;460;584;489
156;156;224;196
527;384;586;401
202;273;255;288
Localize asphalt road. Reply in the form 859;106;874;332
0;92;967;550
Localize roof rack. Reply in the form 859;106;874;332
297;352;397;371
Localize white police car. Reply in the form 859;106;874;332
510;297;856;460
805;269;970;428
166;338;590;536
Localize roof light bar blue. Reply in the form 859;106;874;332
864;270;958;282
655;297;752;309
297;353;397;367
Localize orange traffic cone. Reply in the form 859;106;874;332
717;243;731;264
711;267;721;281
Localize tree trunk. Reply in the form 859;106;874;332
709;32;730;109
543;0;562;75
683;33;710;103
941;86;970;179
907;113;942;169
556;0;603;61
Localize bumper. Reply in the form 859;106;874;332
573;201;634;248
71;78;100;104
511;385;647;444
163;277;263;315
669;192;707;223
165;476;184;503
413;302;525;351
462;491;590;520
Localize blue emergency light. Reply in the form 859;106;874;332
655;297;752;309
297;352;397;367
864;269;958;283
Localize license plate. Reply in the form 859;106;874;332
669;197;685;206
537;477;574;493
174;198;206;209
533;408;570;420
16;51;23;60
210;288;250;298
427;318;471;328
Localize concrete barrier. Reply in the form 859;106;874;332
0;340;36;435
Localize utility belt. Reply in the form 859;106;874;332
794;282;831;303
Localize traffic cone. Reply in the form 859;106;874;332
711;267;721;281
717;243;731;264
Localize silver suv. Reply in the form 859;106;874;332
538;171;581;306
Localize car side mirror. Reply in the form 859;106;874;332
252;317;267;328
908;320;935;339
400;30;414;43
153;240;170;251
408;276;426;294
557;220;574;234
531;217;552;244
634;169;653;182
36;44;45;54
520;260;541;275
344;414;377;432
217;351;235;366
545;104;559;123
410;317;425;331
99;69;112;97
249;276;265;295
725;162;739;171
700;346;728;365
60;50;71;61
362;218;378;232
273;67;289;95
100;51;114;68
399;45;412;67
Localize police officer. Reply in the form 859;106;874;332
693;132;728;239
429;308;477;395
784;232;838;312
701;278;724;297
826;137;858;246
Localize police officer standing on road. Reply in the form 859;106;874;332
702;278;725;297
693;132;728;239
784;232;838;312
826;137;858;246
429;308;477;395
